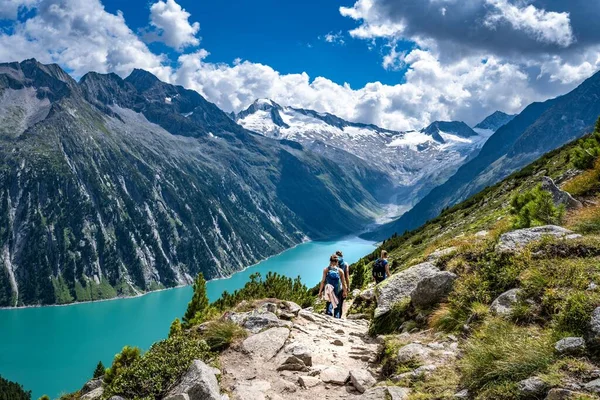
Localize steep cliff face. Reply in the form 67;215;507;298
0;59;383;306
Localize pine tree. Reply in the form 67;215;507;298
93;360;105;379
596;116;600;134
183;273;209;327
169;318;183;337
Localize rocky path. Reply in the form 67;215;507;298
219;306;388;400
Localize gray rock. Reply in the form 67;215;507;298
242;327;290;359
412;365;437;377
165;360;221;400
375;262;440;318
351;289;361;298
298;310;316;322
277;355;308;372
397;343;432;365
283;301;302;315
107;397;127;400
360;288;375;301
298;375;320;388
332;339;344;346
541;176;582;209
545;388;586;399
244;311;292;333
454;389;469;398
427;247;457;262
80;387;104;400
232;380;271;400
257;302;278;314
361;387;389;400
348;369;376;393
584;378;600;393
284;343;312;366
497;225;581;253
587;307;600;348
555;337;586;355
490;289;521;316
319;365;349;385
518;377;548;397
387;387;411;400
81;378;103;394
411;270;457;308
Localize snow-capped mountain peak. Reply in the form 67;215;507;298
474;111;516;132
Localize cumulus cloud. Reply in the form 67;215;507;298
0;0;38;19
0;0;171;79
146;0;200;50
320;31;345;45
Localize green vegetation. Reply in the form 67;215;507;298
511;185;565;228
459;319;554;396
103;335;211;400
349;261;366;291
93;361;105;379
183;273;210;327
0;375;30;400
198;320;248;351
369;298;411;335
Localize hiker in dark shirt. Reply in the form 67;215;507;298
372;250;391;284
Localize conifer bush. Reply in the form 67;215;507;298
510;185;565;228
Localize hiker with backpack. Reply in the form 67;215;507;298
318;254;348;318
335;250;350;317
372;250;391;284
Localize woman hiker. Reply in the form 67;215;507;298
318;254;348;318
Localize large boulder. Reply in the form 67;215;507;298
284;343;312;366
387;387;411;400
426;247;457;262
490;289;521;316
397;343;433;365
496;226;581;253
224;310;291;334
319;365;349;385
411;271;457;308
165;360;221;400
375;262;440;318
555;337;586;355
584;379;600;394
242;327;290;359
80;387;103;400
541;176;582;209
545;388;587;400
518;377;548;398
348;369;376;393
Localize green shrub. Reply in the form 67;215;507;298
460;319;554;392
570;131;600;170
93;360;105;379
200;320;247;351
369;298;411;336
103;335;211;400
511;185;565;228
168;318;183;338
378;336;410;378
183;273;210;327
350;261;365;291
103;346;141;386
554;291;598;336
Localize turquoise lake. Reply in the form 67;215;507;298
0;237;375;399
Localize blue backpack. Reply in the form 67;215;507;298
326;266;341;292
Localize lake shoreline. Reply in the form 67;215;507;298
1;235;376;311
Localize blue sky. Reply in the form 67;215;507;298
0;0;599;131
102;0;407;89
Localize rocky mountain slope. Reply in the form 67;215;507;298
237;99;492;209
0;59;386;307
365;70;600;240
473;110;515;132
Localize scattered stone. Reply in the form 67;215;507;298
454;389;469;398
81;379;103;395
298;375;320;389
588;282;599;291
427;247;457;262
107;397;127;400
397;343;432;365
375;262;440;318
587;307;600;348
283;301;302;316
475;230;489;237
360;288;375;301
411;271;458;308
319;365;349;385
348;369;376;393
541;176;582;209
555;337;586;355
332;339;344;346
361;387;389;400
584;379;600;393
242;327;290;360
80;387;103;400
298;310;316;322
387;387;411;400
347;313;368;320
284;343;312;366
257;302;278;314
277;355;308;372
165;360;222;400
490;288;522;316
518;377;548;397
412;365;437;377
545;388;587;400
232;380;271;400
335;329;345;334
496;225;581;253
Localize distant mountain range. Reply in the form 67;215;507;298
236;100;501;210
0;59;387;306
364;69;600;240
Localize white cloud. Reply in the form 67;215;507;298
147;0;200;50
484;0;575;47
0;0;170;79
320;31;345;45
0;0;38;19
